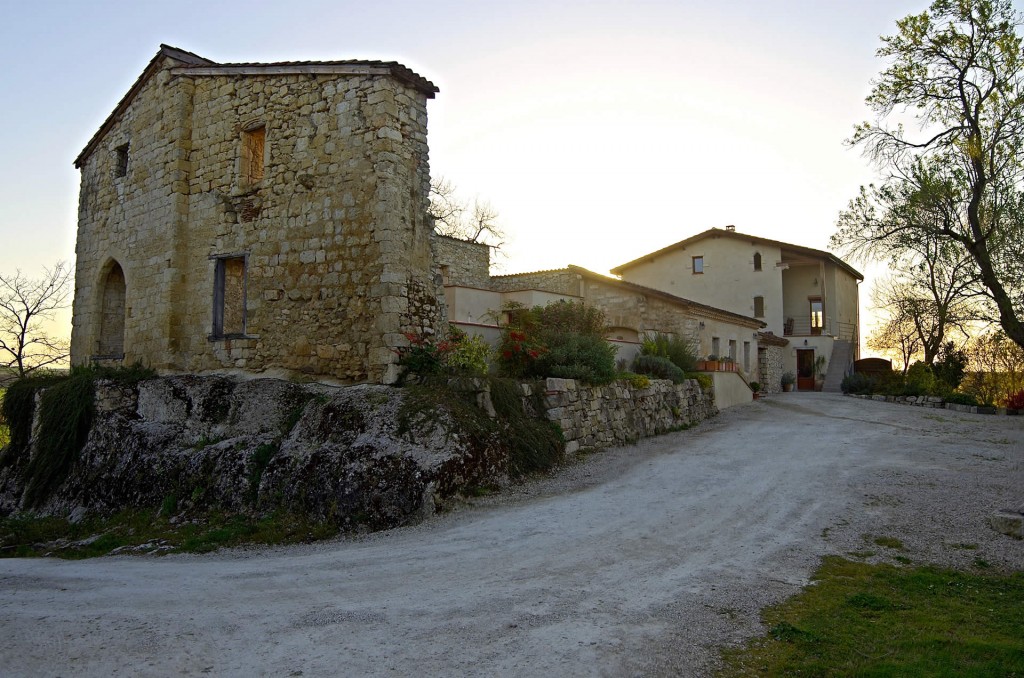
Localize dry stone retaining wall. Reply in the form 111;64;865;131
534;377;716;453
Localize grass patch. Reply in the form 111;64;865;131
874;535;905;550
951;542;979;550
720;556;1024;676
0;509;338;559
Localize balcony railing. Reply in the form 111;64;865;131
784;317;857;341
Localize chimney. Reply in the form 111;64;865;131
725;224;736;232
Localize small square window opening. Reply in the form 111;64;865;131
114;143;129;178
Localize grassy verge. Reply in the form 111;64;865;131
720;556;1024;676
0;510;339;559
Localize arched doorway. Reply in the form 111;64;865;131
98;262;126;357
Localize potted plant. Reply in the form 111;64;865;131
781;371;795;392
706;354;720;372
814;355;827;391
722;356;735;372
750;381;761;400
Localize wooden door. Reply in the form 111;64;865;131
796;349;816;391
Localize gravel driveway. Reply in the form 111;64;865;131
1;393;1022;676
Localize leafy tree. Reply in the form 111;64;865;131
961;329;1024;405
833;0;1024;351
0;262;71;378
428;177;505;249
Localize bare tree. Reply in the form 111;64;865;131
0;262;72;378
868;277;925;373
428;177;505;249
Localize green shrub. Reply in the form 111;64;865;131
496;301;617;385
444;332;491;375
933;341;968;391
841;373;875;395
640;333;699;372
617;372;651;389
903;362;936;396
534;334;617;385
397;326;491;379
944;392;979;406
689;373;713;391
633;354;686;383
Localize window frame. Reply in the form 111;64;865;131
241;123;266;187
809;296;824;336
753;295;765;318
692;255;704;274
211;253;249;339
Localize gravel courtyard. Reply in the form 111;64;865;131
1;393;1021;676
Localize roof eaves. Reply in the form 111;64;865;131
566;265;765;329
171;60;438;98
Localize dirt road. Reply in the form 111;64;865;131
1;393;1022;676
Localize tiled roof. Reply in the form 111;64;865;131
565;265;765;328
610;227;864;281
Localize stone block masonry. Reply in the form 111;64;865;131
534;377;716;453
71;47;444;384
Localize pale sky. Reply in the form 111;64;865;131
0;0;988;349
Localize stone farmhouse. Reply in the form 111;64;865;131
610;226;863;391
70;45;859;394
70;45;443;384
435;236;774;398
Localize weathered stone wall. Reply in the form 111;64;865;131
759;344;785;393
490;270;581;296
535;377;716;453
580;276;700;342
434;235;491;288
72;58;189;368
72;54;443;384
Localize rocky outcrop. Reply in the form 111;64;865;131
0;373;721;531
0;376;505;529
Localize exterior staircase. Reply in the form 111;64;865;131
823;340;854;393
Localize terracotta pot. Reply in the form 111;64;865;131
783;383;794;392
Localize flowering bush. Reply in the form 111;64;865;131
495;301;617;384
397;326;490;378
496;329;547;378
